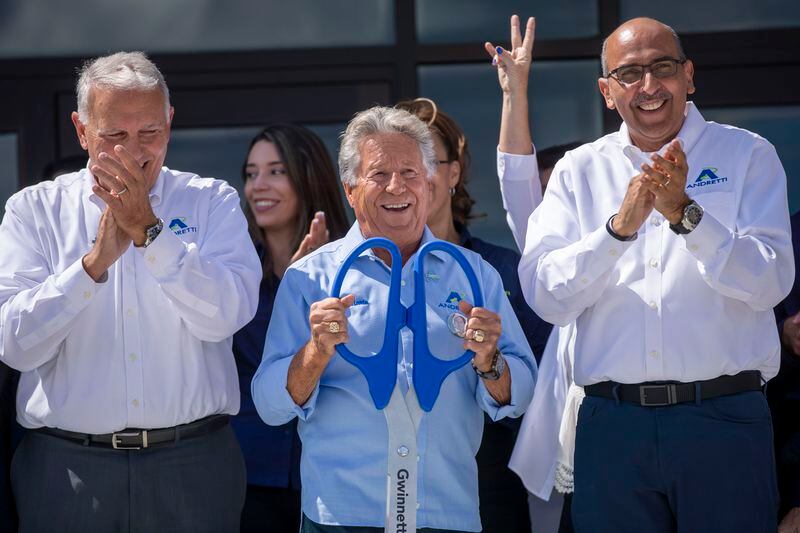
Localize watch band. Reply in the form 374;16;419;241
472;351;506;381
606;214;638;242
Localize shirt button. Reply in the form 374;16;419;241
397;445;409;457
580;277;589;284
649;350;659;359
147;256;156;264
126;308;136;317
126;264;134;274
400;280;406;287
650;217;661;226
416;502;421;510
648;301;658;311
131;399;140;407
83;291;92;300
689;244;699;252
608;249;618;257
129;353;138;362
649;258;659;269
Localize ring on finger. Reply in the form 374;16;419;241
328;321;340;334
663;178;670;187
117;187;128;195
473;329;485;343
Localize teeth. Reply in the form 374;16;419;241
639;100;665;111
384;203;409;209
255;200;277;207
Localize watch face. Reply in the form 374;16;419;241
685;203;704;226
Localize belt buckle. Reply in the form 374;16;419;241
639;384;677;406
111;430;148;450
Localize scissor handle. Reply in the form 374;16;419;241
409;240;485;412
331;237;405;410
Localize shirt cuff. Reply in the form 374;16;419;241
55;256;104;308
548;224;633;301
274;355;320;422
681;210;730;263
477;355;530;421
497;146;538;182
138;224;187;279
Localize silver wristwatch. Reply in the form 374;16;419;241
669;200;703;235
142;218;164;247
472;351;507;381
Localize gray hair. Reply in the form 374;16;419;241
76;51;170;122
600;20;685;77
338;106;437;187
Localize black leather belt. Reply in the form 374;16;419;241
35;414;229;450
584;371;762;407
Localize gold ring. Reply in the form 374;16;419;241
663;179;670;187
473;329;485;343
328;321;340;334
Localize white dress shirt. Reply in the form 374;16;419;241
0;166;261;433
520;102;794;386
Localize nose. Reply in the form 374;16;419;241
119;137;145;162
385;172;407;194
640;69;661;93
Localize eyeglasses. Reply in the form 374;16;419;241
606;58;686;85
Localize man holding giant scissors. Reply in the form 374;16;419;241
252;106;536;532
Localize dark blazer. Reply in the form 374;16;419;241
0;362;17;532
770;210;800;517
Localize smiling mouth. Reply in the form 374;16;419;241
382;203;410;212
637;100;667;112
253;200;278;210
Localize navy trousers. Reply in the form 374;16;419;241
12;422;246;533
572;390;778;532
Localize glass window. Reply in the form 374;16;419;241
0;0;394;58
701;105;800;213
416;0;598;43
0;133;19;219
620;0;800;33
418;60;603;250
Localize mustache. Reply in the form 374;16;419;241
632;91;672;107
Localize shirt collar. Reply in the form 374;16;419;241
333;222;447;265
619;101;706;166
86;164;167;210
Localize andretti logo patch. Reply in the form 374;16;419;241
686;167;728;189
168;217;198;235
438;290;463;310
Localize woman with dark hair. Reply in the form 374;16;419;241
233;124;349;532
395;97;552;533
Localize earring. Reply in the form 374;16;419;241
449;187;455;197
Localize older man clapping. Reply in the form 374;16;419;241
252;106;536;533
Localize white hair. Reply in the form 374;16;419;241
76;51;170;122
338;106;437;187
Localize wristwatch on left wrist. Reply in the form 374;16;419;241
472;350;507;381
141;218;164;248
669;200;703;235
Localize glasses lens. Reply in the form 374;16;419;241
651;60;678;78
617;66;644;84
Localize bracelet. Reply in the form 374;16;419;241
606;214;637;242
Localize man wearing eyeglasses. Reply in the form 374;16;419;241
518;17;791;532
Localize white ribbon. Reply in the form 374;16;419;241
383;386;425;533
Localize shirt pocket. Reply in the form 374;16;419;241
691;191;737;230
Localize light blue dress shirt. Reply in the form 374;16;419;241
252;223;537;532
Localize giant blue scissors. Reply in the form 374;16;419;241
330;236;484;412
330;236;484;532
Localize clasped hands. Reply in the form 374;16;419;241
613;140;693;238
82;145;158;281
